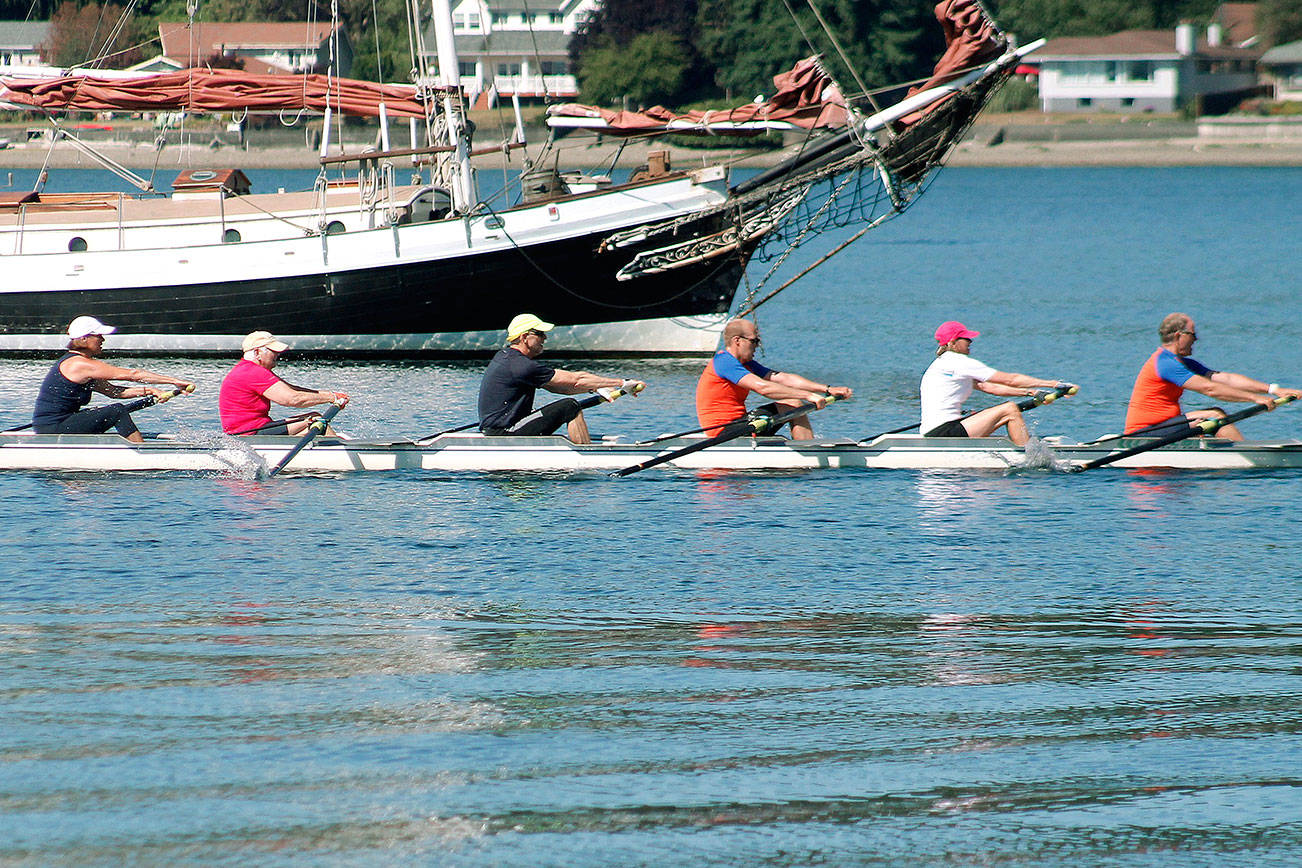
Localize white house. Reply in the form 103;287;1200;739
156;21;352;78
1036;22;1261;113
1260;40;1302;101
426;0;599;108
0;21;50;67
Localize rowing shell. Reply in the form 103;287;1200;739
1;432;1301;474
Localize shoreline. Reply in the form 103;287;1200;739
1;136;1300;173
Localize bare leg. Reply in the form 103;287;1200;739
567;411;592;445
1189;408;1242;441
773;401;815;439
126;431;144;443
961;402;1029;446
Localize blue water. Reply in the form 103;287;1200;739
1;167;1300;864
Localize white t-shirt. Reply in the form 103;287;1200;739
919;351;998;434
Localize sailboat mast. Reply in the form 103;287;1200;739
431;0;475;211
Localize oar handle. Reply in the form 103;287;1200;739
1016;383;1077;412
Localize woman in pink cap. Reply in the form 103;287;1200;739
919;321;1071;446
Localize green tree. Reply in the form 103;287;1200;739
578;32;690;106
1259;0;1302;45
696;0;940;104
45;1;146;67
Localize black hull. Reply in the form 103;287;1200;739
0;226;749;356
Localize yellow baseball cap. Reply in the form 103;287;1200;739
506;313;555;342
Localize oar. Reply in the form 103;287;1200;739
859;384;1078;443
3;385;193;433
415;383;644;444
634;409;759;446
614;396;842;477
266;400;346;477
1070;395;1296;473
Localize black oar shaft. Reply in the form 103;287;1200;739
1073;395;1295;472
614;397;836;477
267;402;345;477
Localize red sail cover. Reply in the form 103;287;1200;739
547;57;848;136
0;68;429;118
904;1;1005;100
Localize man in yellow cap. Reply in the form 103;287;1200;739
477;314;645;443
219;330;349;435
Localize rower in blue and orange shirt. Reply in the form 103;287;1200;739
695;318;851;437
1124;312;1301;440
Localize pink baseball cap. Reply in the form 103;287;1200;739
934;321;979;344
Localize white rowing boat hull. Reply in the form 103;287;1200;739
1;433;1301;474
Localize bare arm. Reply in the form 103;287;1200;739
985;370;1061;391
544;369;625;394
1183;373;1274;406
768;371;853;400
1207;370;1302;399
264;380;347;408
63;356;194;398
737;372;826;404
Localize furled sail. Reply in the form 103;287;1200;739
545;57;848;136
0;68;430;118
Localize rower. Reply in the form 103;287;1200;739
1123;313;1301;441
32;316;195;443
478;314;644;444
219;331;349;435
920;320;1072;446
696;318;851;438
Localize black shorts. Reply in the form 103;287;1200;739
924;419;969;438
35;404;139;437
484;398;582;437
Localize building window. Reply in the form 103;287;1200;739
459;62;476;76
1129;61;1154;81
550;12;562;24
1105;61;1118;81
467;14;480;30
497;63;521;76
540;61;567;75
1121;98;1134;108
1077;97;1093;107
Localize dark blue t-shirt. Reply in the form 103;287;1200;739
33;352;93;429
478;348;556;430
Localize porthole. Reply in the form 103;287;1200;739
325;221;346;235
68;237;87;252
223;228;242;243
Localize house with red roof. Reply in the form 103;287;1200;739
1035;11;1264;114
155;21;352;78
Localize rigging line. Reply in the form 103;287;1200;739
740;214;886;317
748;170;857;291
804;0;876;113
778;0;823;67
478;202;739;311
518;0;552;103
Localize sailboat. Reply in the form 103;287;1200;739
0;0;1038;356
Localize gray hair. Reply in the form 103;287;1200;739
1158;313;1191;343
